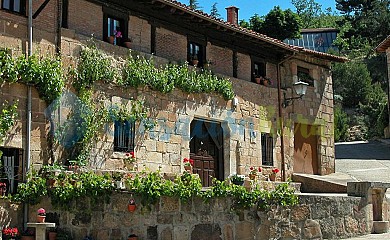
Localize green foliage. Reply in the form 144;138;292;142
333;61;372;108
73;45;117;92
0;48;64;103
239;7;302;40
0;101;18;141
336;0;390;50
210;3;220;18
122;54;234;100
189;0;201;10
360;83;388;138
12;173;47;205
292;0;340;28
334;105;349;142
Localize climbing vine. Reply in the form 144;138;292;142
0;48;64;103
0;101;18;158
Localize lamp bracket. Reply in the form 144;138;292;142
282;92;303;108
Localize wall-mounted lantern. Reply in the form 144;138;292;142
282;81;309;108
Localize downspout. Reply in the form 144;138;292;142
277;53;295;182
24;0;33;230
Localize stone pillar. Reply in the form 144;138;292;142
27;222;55;240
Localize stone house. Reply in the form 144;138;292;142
376;35;390;138
0;0;347;190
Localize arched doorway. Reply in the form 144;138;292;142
190;119;224;187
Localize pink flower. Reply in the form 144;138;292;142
37;208;46;215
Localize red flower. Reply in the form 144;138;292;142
258;167;262;172
183;158;189;163
189;159;194;166
272;168;280;174
250;166;254;171
125;153;130;156
129;151;135;158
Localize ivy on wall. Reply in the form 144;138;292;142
0;49;65;103
0;100;18;158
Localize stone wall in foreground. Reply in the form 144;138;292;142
1;193;375;240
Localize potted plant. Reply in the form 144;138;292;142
183;158;194;173
249;166;262;180
230;174;244;186
191;54;199;66
261;77;272;86
21;228;35;240
124;151;136;171
269;168;280;181
37;208;46;223
2;227;19;240
254;74;262;84
127;195;136;212
123;38;132;48
128;233;138;240
112;172;124;189
0;182;6;197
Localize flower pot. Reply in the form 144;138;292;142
108;36;115;44
123;41;131;48
48;231;57;240
269;173;276;181
0;187;6;197
192;60;199;66
255;77;261;84
127;204;136;212
21;236;35;240
261;79;269;86
37;215;46;223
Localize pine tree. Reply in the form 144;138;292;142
210;3;220;18
189;0;201;10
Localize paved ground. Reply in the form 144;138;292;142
335;140;390;183
335;140;390;239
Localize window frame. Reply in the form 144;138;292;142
102;6;128;46
187;41;205;67
297;66;314;86
0;147;22;195
251;58;266;82
261;133;273;166
114;120;135;152
1;0;26;15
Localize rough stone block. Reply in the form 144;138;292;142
303;219;322;239
235;221;254;240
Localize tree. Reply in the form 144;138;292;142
260;7;302;40
292;0;341;28
336;0;390;51
210;3;220;18
189;0;201;10
332;61;372;108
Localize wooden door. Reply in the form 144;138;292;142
293;123;318;174
190;120;223;187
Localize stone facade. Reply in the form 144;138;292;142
0;193;383;239
0;0;341;181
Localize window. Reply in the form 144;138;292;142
188;42;204;67
103;7;128;46
297;66;314;86
0;147;22;195
114;120;135;152
1;0;25;14
261;133;273;166
252;61;266;82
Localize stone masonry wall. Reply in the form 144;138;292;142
0;193;373;240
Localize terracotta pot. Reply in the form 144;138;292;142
108;36;115;44
47;179;56;187
269;173;276;181
192;60;199;66
21;236;35;240
48;231;57;240
128;204;136;212
255;77;261;84
123;41;131;48
37;215;46;223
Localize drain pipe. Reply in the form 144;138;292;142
24;0;33;230
277;53;295;182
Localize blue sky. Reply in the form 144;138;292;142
178;0;338;21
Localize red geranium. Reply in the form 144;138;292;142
272;168;280;174
2;227;19;236
183;158;194;167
